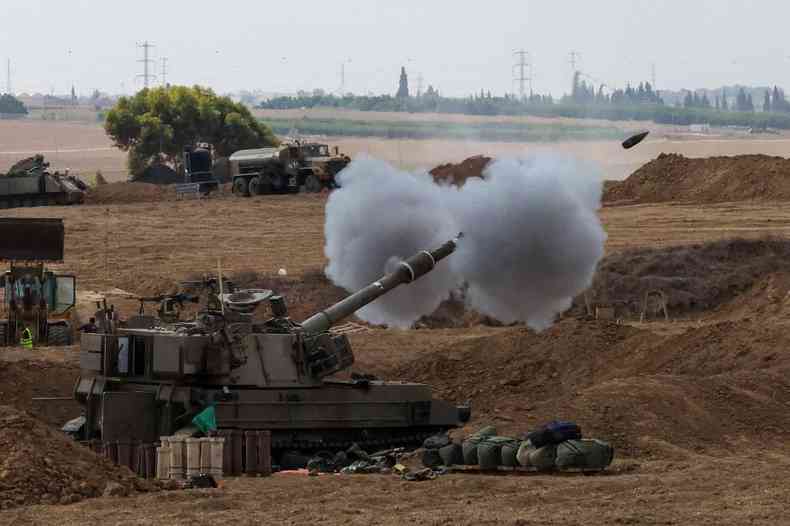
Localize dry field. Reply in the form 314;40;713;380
4;197;790;302
4;118;790;524
6;118;790;181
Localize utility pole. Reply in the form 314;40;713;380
513;50;530;100
5;58;11;95
650;62;657;89
569;50;581;72
137;41;156;89
161;57;168;87
416;73;424;97
338;59;351;96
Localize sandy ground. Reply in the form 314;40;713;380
5;118;790;181
4;452;790;526
4;117;790;524
4;197;790;300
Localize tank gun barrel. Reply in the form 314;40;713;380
300;234;462;334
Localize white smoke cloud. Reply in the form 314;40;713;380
325;157;459;327
323;154;607;330
445;156;606;329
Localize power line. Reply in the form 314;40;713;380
513;49;531;100
136;41;156;89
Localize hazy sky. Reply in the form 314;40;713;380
3;0;789;98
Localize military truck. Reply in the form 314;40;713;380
0;218;76;346
70;235;469;471
230;141;350;196
0;155;87;209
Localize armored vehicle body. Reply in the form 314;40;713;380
0;155;87;209
230;141;350;196
72;237;468;469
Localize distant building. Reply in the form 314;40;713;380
396;66;409;98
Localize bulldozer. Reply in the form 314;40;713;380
230;141;350;196
70;235;469;471
0;218;76;346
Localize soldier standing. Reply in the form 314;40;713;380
20;326;33;349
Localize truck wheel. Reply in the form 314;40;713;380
305;174;323;193
233;177;250;197
249;175;273;196
271;174;287;193
48;324;72;346
249;176;262;196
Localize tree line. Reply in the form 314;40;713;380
0;94;28;115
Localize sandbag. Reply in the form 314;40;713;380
423;433;451;450
461;426;497;465
421;448;443;469
526;421;582;448
555;439;614;472
516;441;556;471
462;439;480;465
477;436;515;471
439;443;463;466
500;440;520;467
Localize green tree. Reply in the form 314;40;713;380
0;94;28;115
104;85;277;177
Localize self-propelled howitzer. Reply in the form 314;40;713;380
72;236;469;471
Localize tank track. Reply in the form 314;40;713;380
223;426;448;455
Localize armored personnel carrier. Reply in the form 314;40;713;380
72;236;469;469
0;155;87;209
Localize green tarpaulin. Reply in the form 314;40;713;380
192;405;217;434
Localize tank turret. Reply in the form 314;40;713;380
72;237;469;471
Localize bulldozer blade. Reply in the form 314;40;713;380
0;218;64;261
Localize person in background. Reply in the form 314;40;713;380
20;326;33;349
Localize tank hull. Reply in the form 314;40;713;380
0;174;84;209
74;375;468;456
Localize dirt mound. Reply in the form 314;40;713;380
604;153;790;204
0;406;148;509
0;360;80;426
579;237;790;319
709;271;790;322
430;155;491;186
390;319;790;458
84;182;176;205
